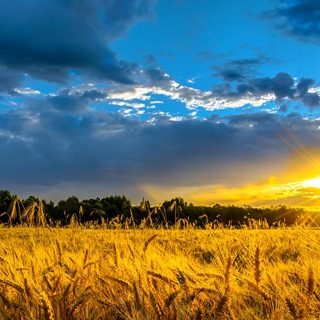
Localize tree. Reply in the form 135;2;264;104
81;198;105;222
52;196;80;224
22;195;40;209
0;190;14;222
100;195;131;219
42;200;55;222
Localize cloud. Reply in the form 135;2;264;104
297;78;320;107
53;69;319;118
14;88;41;95
0;66;23;94
89;74;275;112
143;67;172;83
211;72;320;109
0;0;156;87
48;88;107;113
264;0;320;43
187;75;200;84
212;56;276;82
251;72;295;99
219;70;245;82
144;54;157;65
1;91;320;202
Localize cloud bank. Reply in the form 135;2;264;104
0;0;156;88
1;93;320;202
264;0;320;43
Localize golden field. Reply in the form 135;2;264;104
0;224;319;319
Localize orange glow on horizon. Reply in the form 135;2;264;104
141;129;320;212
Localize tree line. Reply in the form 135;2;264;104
0;189;317;227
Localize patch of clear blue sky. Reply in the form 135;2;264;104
111;0;320;94
111;0;273;81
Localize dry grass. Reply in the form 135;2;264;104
0;224;318;319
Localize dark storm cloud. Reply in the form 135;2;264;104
0;0;156;87
143;68;171;83
48;89;107;112
301;93;320;108
213;56;275;82
0;67;23;94
296;78;320;107
212;72;295;99
219;70;245;82
1;89;320;195
0;100;145;186
211;72;320;109
264;0;320;43
250;72;295;99
297;78;315;95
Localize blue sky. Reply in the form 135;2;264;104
1;0;320;207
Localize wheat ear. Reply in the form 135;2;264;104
40;292;55;320
307;267;314;296
143;234;158;254
254;247;261;286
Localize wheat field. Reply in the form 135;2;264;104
0;224;319;319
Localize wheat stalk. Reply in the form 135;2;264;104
147;271;177;285
149;290;163;320
165;289;181;307
214;294;229;319
111;242;118;267
143;234;158;254
254;247;261;286
224;255;232;292
101;275;132;290
0;279;25;294
40;292;55;320
307;267;314;296
67;290;90;318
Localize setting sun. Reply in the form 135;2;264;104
301;176;320;188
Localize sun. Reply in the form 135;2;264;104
300;176;320;189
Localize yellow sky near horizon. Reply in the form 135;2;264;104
141;135;320;211
142;176;320;211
